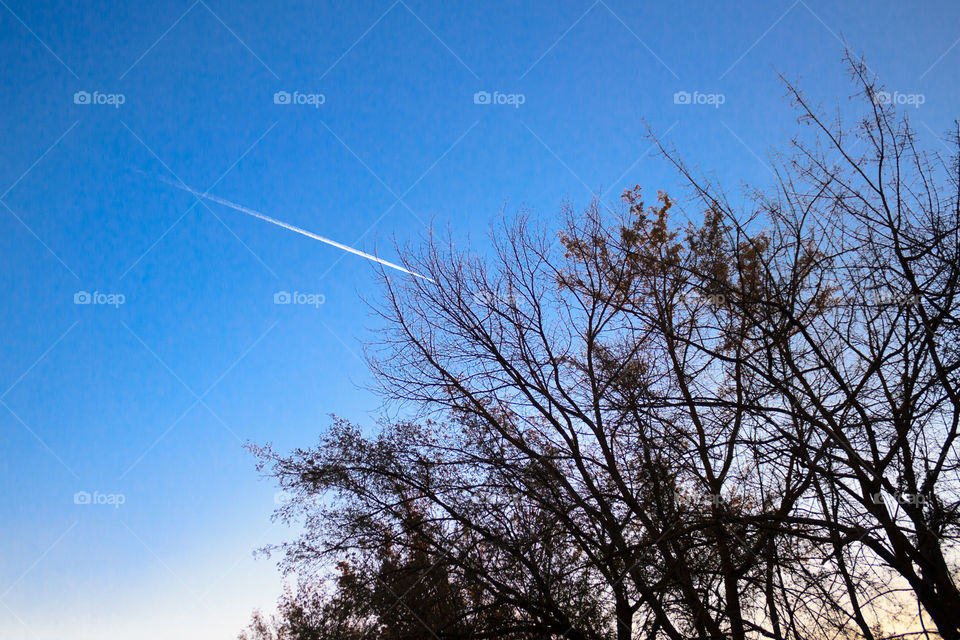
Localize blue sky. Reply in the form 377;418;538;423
1;1;957;638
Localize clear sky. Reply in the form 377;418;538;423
1;1;957;638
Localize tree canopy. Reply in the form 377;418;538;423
241;55;960;640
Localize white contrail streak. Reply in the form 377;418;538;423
156;175;434;282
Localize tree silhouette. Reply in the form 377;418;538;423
242;55;960;640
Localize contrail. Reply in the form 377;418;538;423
154;174;434;282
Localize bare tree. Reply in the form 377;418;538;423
246;55;960;640
635;53;960;638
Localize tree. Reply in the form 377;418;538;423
244;55;960;640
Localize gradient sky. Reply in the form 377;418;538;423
1;1;958;638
